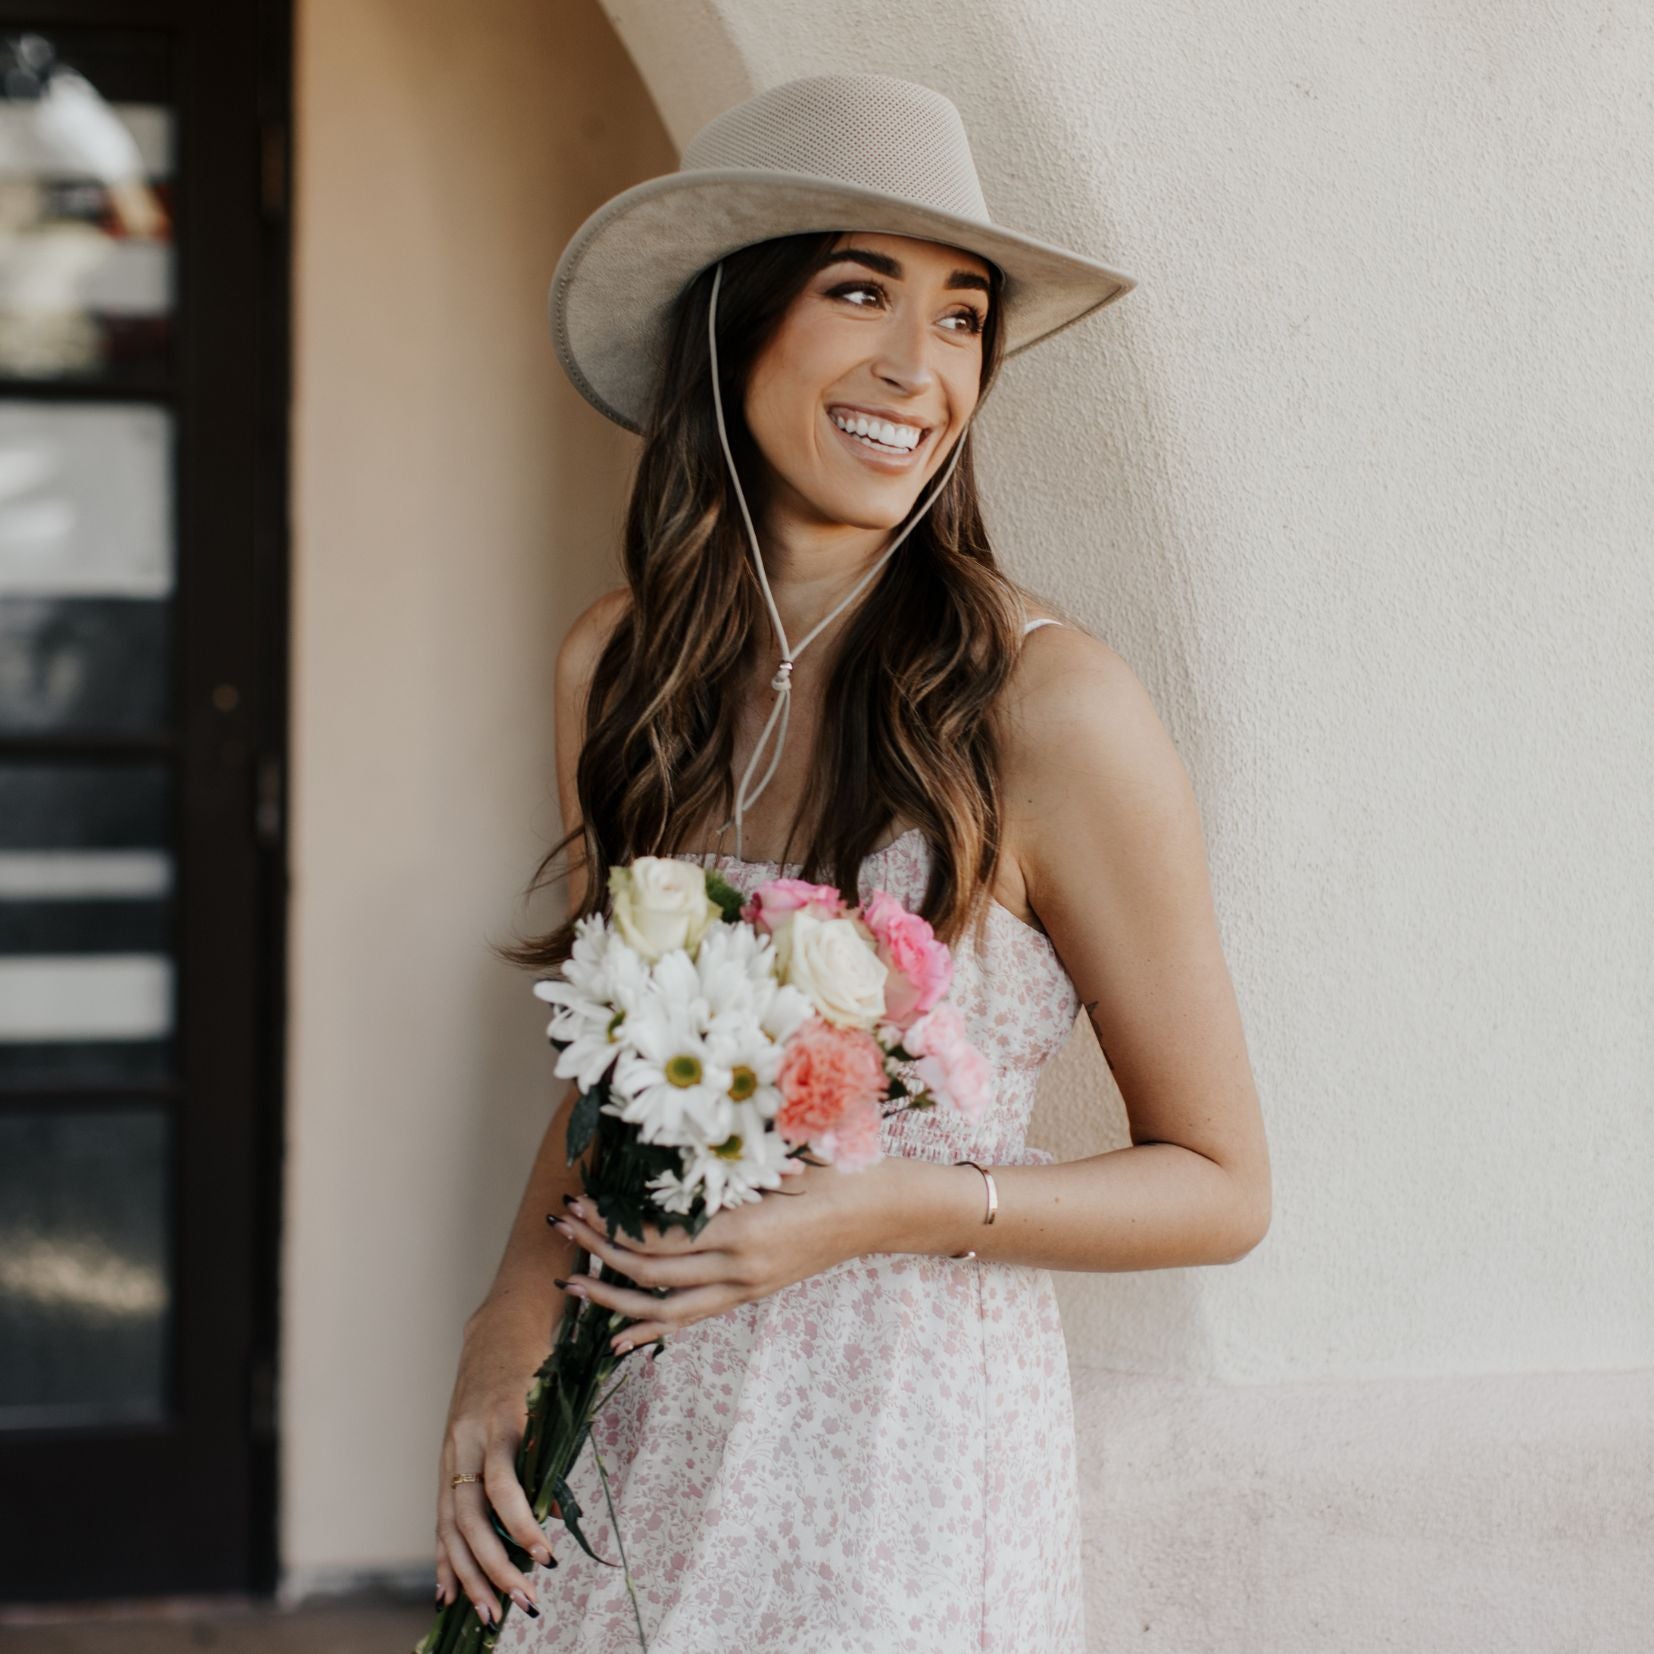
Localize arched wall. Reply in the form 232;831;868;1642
594;3;1654;1647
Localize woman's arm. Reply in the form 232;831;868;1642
469;580;632;1331
433;589;633;1622
869;1142;1266;1272
433;1085;583;1624
873;623;1272;1273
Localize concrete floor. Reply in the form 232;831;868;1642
0;1593;436;1653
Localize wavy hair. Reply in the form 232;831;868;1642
494;230;1046;972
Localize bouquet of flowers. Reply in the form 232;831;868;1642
416;856;990;1652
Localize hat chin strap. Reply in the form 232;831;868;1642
706;257;976;862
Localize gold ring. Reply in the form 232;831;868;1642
450;1471;483;1489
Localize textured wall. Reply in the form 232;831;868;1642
596;2;1653;1648
599;0;1654;1373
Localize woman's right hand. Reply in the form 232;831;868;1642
433;1298;565;1628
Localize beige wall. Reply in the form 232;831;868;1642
286;0;1654;1642
283;0;670;1591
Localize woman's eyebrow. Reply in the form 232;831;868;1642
819;247;992;296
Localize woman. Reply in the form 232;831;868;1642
434;73;1271;1650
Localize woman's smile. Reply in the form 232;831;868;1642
822;403;939;473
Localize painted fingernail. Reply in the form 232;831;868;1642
535;1544;554;1566
552;1218;573;1237
565;1279;589;1298
553;1277;568;1289
511;1588;539;1616
434;1587;444;1607
612;1338;632;1355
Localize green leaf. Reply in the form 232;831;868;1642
550;1471;621;1568
704;868;746;923
567;1082;604;1160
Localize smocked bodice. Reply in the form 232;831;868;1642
667;825;1078;1170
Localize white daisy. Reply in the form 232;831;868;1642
643;1163;699;1216
606;970;732;1147
532;915;650;1093
672;1098;798;1214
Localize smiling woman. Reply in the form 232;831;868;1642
519;220;1020;910
425;71;1269;1654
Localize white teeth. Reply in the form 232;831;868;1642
830;410;922;452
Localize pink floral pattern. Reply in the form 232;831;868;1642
499;829;1086;1652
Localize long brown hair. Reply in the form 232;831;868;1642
495;230;1041;972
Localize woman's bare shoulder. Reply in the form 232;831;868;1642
557;584;632;696
997;620;1161;819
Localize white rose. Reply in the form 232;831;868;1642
608;857;720;963
776;909;890;1031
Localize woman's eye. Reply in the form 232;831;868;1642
831;280;883;307
829;282;985;336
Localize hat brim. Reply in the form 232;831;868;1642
549;169;1137;434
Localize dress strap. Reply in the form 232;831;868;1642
1021;615;1063;635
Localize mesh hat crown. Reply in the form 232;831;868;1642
548;72;1137;433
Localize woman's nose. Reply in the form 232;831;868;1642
870;309;941;391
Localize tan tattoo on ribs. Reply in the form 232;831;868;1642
1081;998;1115;1071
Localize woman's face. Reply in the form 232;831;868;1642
741;230;993;534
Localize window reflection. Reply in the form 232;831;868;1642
0;30;174;383
0;1106;171;1428
0;401;174;733
0;762;176;1088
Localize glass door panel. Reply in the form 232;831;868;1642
0;1103;172;1430
0;27;175;385
0;400;176;732
0;758;176;1087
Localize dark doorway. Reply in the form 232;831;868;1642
0;0;289;1600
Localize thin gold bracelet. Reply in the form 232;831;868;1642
948;1159;998;1260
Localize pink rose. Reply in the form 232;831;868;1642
902;1001;991;1122
743;877;848;932
858;887;953;1029
775;1018;889;1166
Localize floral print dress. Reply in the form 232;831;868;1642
502;688;1087;1654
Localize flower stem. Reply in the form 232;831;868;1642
591;1420;649;1652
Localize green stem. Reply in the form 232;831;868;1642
590;1418;649;1653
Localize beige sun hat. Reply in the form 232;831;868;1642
548;71;1137;435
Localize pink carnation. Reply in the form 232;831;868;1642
903;1001;991;1122
743;877;848;932
775;1018;889;1164
813;1097;884;1172
859;887;953;1029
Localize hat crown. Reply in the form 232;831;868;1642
680;73;992;225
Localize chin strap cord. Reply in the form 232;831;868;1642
705;257;975;861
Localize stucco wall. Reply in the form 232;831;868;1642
283;0;673;1591
285;0;1653;1644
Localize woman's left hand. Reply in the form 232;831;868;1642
547;1154;898;1354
